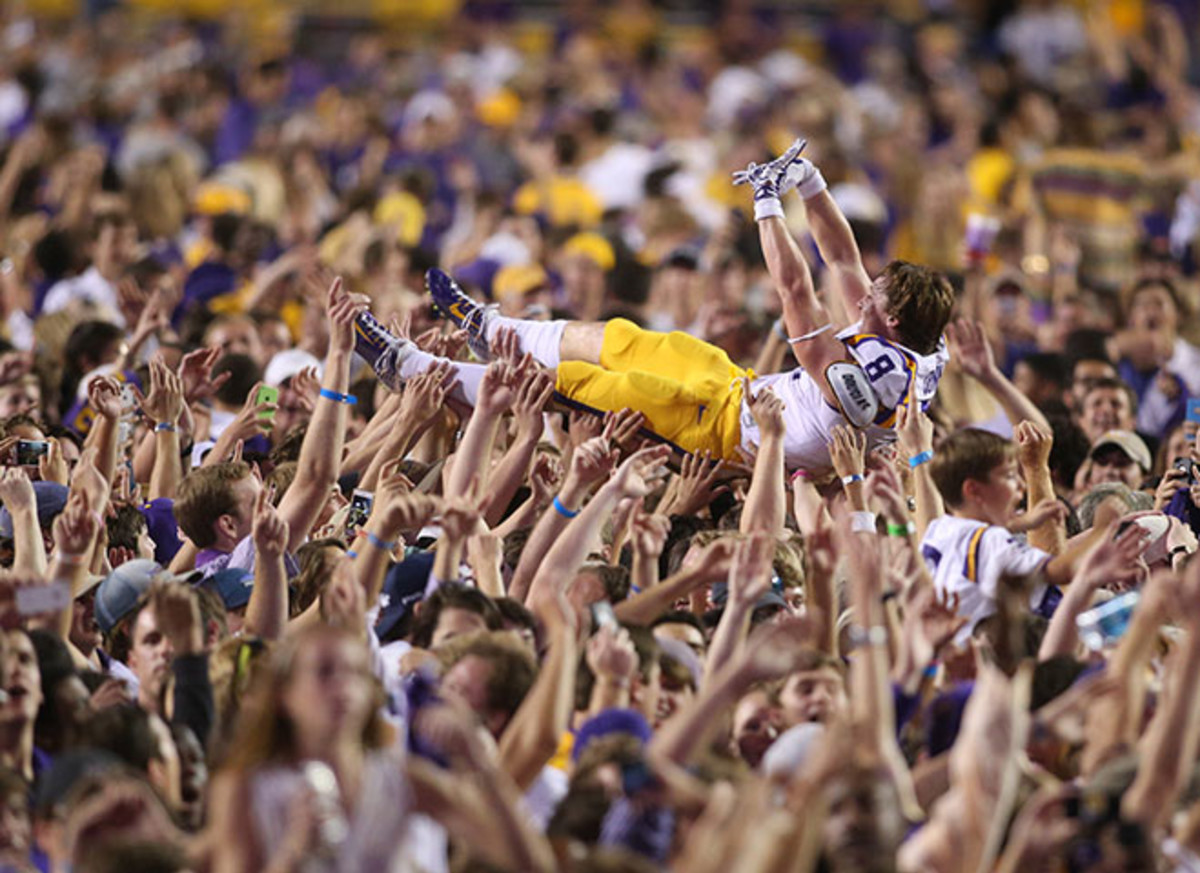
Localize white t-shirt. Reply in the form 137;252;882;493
740;321;948;473
921;515;1051;642
40;266;124;326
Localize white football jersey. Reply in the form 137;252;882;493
920;515;1051;641
739;321;948;473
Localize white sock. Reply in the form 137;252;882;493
486;317;567;368
399;349;487;406
754;197;784;221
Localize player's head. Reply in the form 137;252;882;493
863;261;954;355
930;428;1023;526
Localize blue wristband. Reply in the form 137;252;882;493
319;388;358;406
154;422;177;433
909;450;934;469
841;473;863;486
552;496;580;519
345;550;359;559
366;531;396;552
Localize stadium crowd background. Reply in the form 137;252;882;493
0;0;1194;871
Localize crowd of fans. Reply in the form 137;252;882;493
0;0;1197;871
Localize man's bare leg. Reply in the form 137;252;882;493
558;321;605;365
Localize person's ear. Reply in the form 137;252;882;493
215;514;237;542
961;478;984;506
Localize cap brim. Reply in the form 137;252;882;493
75;574;104;599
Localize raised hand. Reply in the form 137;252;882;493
894;376;933;460
660;450;727;517
440;479;489;542
946;318;999;383
739;615;820;682
38;438;68;486
137;357;185;426
689;537;739;585
252;484;289;560
1014;419;1053;471
1008;498;1069;533
631;505;671;560
1074;521;1148;593
382;492;442;535
52;491;99;559
567;410;603;449
604;407;648;455
828;424;866;480
727;531;775;610
149;582;203;657
901;586;966;670
865;462;909;522
512;369;555;439
290;366;321;412
87;375;124;422
610;445;671;499
745;379;785;439
528;452;563;509
567;435;619;491
326;277;367;356
586;624;638;684
0;467;34;512
399;361;456;429
220;382;276;444
477;359;519;416
179;347;232;406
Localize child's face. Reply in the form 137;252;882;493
972;457;1025;526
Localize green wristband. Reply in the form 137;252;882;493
886;521;915;537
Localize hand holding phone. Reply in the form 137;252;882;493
254;385;279;424
15;440;49;467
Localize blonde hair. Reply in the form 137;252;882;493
220;624;386;773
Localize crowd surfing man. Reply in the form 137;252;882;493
354;141;955;477
1;2;1200;873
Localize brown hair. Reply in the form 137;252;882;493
880;260;955;355
221;624;386;772
437;631;537;725
929;428;1015;509
174;462;252;548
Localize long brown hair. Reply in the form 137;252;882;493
220;623;387;773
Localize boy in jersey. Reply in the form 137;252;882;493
354;139;954;475
920;425;1143;638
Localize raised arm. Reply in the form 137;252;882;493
801;189;872;315
277;278;362;552
947;319;1050;431
740;382;786;536
1122;561;1200;830
525;445;670;616
508;433;615;604
244;486;289;641
483;370;554;528
138;358;186;502
0;469;45;578
703;534;774;689
1013;420;1066;556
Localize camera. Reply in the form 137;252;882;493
1173;456;1196;486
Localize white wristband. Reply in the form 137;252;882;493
754;197;784;222
850;511;877;534
797;167;828;200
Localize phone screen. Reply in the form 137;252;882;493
347;490;374;533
